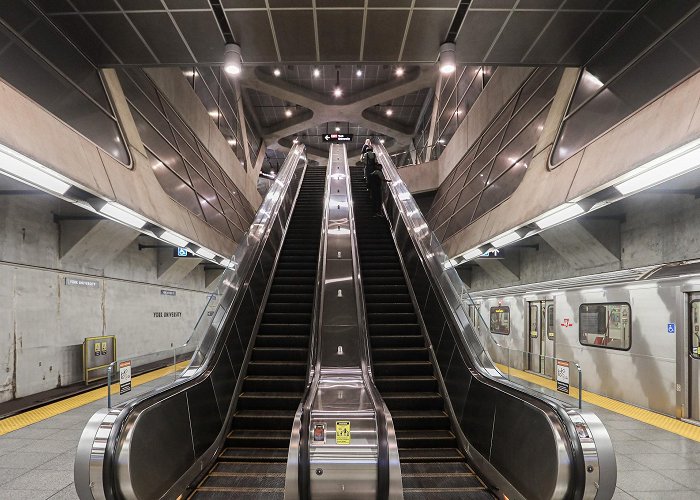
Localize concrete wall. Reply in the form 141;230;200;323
468;191;700;291
0;193;210;401
443;67;700;259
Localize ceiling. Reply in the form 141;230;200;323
33;0;643;66
281;122;385;157
28;0;645;165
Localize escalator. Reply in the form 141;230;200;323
350;166;492;500
190;165;326;499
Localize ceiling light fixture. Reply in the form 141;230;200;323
386;109;393;116
285;108;292;117
439;42;457;74
491;228;528;249
379;139;385;144
159;230;189;248
223;43;242;75
535;203;585;229
273;68;281;77
356;69;363;77
313;68;321;78
614;138;700;195
293;138;299;144
0;144;71;195
333;69;342;98
194;246;217;260
395;67;405;77
227;138;236;146
98;202;147;229
208;110;219;118
335;126;341;132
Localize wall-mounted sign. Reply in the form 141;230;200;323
119;360;132;395
65;277;100;288
561;318;574;328
479;248;502;259
83;336;116;384
556;360;570;394
667;323;676;334
313;423;326;445
161;289;176;296
322;133;353;142
153;311;182;318
173;247;196;258
335;420;351;445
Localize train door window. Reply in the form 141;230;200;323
490;306;510;335
579;303;631;350
547;304;555;340
529;304;538;338
691;301;700;358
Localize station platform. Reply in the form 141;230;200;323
0;364;698;500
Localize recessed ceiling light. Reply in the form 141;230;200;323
285;109;292;117
208;110;219;118
380;139;385;144
333;87;342;97
356;69;362;77
335;126;340;132
293;138;299;144
439;42;456;74
313;68;321;78
227;138;236;146
386;109;393;116
273;68;281;77
395;67;404;77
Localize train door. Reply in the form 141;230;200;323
527;300;555;376
688;293;700;420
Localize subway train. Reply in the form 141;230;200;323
465;260;700;421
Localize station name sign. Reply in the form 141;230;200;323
322;133;353;142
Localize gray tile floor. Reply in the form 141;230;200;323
0;379;699;499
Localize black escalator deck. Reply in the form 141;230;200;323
350;167;492;500
190;166;326;499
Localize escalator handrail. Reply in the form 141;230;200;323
80;145;308;500
374;143;592;500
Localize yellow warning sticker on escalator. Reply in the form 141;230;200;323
335;420;351;445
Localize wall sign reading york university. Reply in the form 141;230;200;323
161;289;176;296
153;311;182;318
65;277;100;288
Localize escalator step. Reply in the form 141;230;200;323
402;474;484;489
366;302;415;313
372;347;428;362
232;410;295;430
258;324;310;335
199;474;285;489
395;429;458;449
211;462;286;474
190;490;283;500
227;429;291;448
367;313;418;324
219;447;288;462
246;361;306;376
261;312;312;324
390;410;451;430
373;361;434;376
252;347;308;361
381;392;444;410
254;335;309;348
368;323;420;335
243;376;306;392
400;462;474;474
374;376;437;393
403;489;493;500
371;335;424;348
398;448;465;462
237;392;303;411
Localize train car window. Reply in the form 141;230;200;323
529;304;538;338
691;301;700;358
490;306;510;335
547;304;555;340
579;303;631;350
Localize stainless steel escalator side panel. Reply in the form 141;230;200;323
75;146;309;500
287;144;401;500
373;143;616;500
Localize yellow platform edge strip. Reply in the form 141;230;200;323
495;363;700;442
0;360;190;436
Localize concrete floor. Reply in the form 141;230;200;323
0;378;699;499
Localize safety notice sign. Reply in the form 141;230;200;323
119;360;132;395
556;359;570;394
335;421;351;445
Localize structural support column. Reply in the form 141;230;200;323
60;219;140;270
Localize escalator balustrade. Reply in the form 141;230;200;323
350;166;492;500
190;166;326;499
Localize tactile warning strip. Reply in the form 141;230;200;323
0;361;189;435
495;363;700;442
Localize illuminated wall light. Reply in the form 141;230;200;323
99;202;147;229
386;109;393;116
293;138;299;144
313;68;321;78
223;43;242;75
160;230;189;247
438;139;446;144
395;67;404;77
0;144;71;194
439;42;457;74
227;138;236;146
285;109;292;117
491;230;525;248
535;203;585;229
183;70;198;78
208;110;219;118
273;68;281;77
195;246;217;260
614;138;700;195
379;139;385;144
